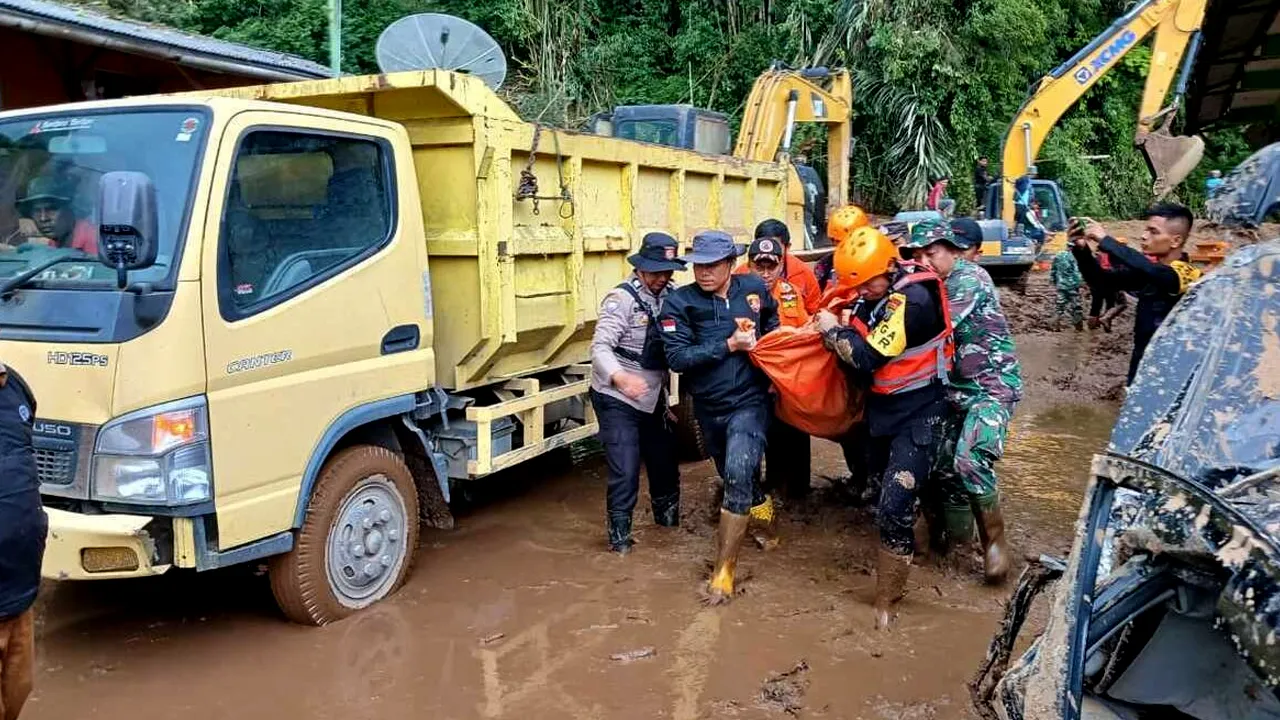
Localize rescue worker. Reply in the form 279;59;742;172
0;362;44;720
815;205;869;290
736;219;822;315
1070;203;1202;384
745;236;811;503
899;221;1021;583
951;217;985;265
816;226;951;629
589;232;686;554
661;230;779;604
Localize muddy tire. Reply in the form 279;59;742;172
270;445;420;625
673;390;707;462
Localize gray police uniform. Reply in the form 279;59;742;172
589;273;681;551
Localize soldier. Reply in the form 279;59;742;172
589;232;686;554
816;225;951;629
1049;247;1085;331
900;221;1021;583
661;230;779;604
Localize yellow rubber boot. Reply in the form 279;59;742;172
706;510;750;605
749;495;779;551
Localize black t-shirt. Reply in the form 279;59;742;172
0;368;46;619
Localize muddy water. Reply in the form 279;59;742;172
25;336;1116;720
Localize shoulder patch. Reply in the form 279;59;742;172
746;293;761;312
1170;260;1202;294
660;318;677;333
867;292;908;358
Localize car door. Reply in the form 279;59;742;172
200;110;431;549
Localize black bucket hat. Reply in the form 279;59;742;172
681;230;745;265
628;232;686;272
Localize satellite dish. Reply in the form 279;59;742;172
375;13;507;90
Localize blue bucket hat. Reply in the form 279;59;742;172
681;230;745;265
628;232;686;272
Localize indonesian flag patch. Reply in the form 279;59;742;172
660;318;677;332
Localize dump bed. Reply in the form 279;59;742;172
187;71;791;391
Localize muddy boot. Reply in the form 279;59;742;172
748;495;779;551
942;504;976;568
607;514;634;555
874;547;912;631
706;510;750;605
652;492;680;528
972;498;1011;584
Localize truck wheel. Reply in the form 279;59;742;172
673;390;707;461
270;445;420;625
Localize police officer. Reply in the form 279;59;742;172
900;221;1022;583
0;362;44;720
590;232;686;554
816;226;951;630
661;230;779;605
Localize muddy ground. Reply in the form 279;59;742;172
25;271;1124;720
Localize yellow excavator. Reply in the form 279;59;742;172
991;0;1208;256
588;63;852;249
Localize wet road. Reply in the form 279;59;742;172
24;334;1116;720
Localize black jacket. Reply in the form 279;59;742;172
0;367;45;620
1072;237;1198;384
660;274;780;416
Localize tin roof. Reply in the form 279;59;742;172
0;0;331;81
1185;0;1280;131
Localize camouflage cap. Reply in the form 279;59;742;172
902;219;959;250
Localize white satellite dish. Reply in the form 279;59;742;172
375;13;508;90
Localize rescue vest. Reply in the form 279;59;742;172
613;281;668;370
851;263;954;395
773;279;810;328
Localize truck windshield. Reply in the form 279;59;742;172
0;109;206;287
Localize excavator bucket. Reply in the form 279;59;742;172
1138;129;1205;198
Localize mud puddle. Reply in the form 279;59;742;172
25;337;1117;720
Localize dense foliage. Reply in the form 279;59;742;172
89;0;1255;217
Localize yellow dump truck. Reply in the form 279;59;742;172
0;70;823;623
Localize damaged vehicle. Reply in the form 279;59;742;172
972;239;1280;720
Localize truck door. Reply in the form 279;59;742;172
200;111;432;549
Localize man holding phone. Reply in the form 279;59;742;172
1068;203;1202;384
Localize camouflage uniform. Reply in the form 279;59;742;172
1049;251;1084;327
933;257;1023;532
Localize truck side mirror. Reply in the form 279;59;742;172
97;171;158;288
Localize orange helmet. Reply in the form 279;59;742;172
828;205;870;244
833;226;896;288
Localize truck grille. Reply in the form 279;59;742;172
35;447;76;486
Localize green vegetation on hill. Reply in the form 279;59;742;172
81;0;1257;216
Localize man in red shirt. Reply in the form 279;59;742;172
16;177;96;254
926;177;954;218
735;219;821;314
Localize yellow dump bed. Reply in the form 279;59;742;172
184;71;790;391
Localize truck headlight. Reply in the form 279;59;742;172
93;397;212;505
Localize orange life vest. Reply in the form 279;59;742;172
848;262;954;395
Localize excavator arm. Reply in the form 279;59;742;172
1000;0;1207;224
734;66;853;213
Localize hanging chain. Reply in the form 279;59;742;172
513;124;574;218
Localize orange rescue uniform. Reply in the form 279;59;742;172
735;253;822;315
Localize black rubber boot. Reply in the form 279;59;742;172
651;492;680;528
607;514;634;554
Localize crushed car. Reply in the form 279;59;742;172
972;239;1280;720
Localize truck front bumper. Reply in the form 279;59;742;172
42;508;172;580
